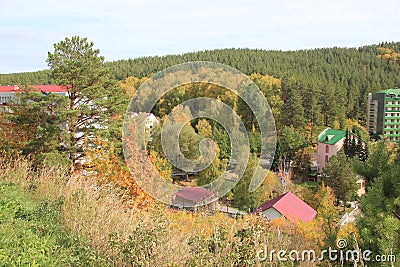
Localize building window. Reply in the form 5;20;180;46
325;155;329;163
325;145;329;153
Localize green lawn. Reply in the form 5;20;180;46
0;182;107;267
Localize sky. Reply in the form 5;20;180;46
0;0;399;73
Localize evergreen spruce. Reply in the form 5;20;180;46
349;133;357;158
344;129;350;157
355;131;363;161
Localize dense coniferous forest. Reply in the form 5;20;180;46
1;42;399;125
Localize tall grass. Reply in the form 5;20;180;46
0;157;151;265
0;156;319;266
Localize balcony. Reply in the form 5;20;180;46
384;116;400;119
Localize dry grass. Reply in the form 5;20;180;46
0;157;147;265
0;156;322;266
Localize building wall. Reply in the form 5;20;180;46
172;195;218;211
0;92;17;105
262;208;282;220
145;114;159;141
368;92;385;136
173;196;196;208
316;138;345;171
383;96;400;142
368;94;378;134
368;91;400;142
130;112;159;142
0;91;67;106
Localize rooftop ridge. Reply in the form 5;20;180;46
318;128;346;145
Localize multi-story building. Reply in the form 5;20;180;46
0;84;67;105
368;88;400;142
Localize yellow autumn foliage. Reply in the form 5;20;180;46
377;47;399;63
337;223;359;243
119;76;149;98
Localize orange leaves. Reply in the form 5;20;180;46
84;136;153;208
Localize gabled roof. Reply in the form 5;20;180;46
0;85;67;93
175;186;214;202
253;191;317;222
318;128;346;145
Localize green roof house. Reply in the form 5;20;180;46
317;128;346;171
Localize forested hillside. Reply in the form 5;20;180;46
1;37;399;266
1;42;400;124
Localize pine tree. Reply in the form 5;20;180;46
349;133;357;158
358;142;368;162
47;36;124;166
360;143;368;162
3;90;70;166
280;79;306;129
354;140;392;187
343;129;350;157
322;151;357;202
355;131;364;161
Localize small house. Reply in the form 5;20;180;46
173;186;218;211
317;128;346;171
252;191;317;222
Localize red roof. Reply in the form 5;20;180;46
253;191;317;222
175;186;214;202
0;85;67;93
